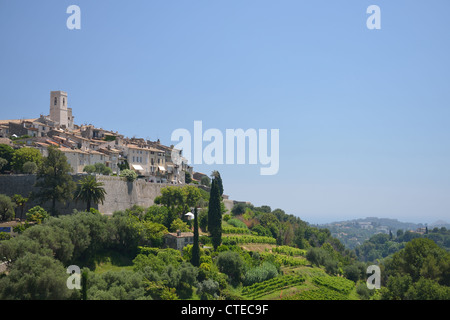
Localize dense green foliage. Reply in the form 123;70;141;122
83;163;112;175
11;147;42;173
355;228;450;262
1;160;450;300
75;175;107;211
208;177;222;250
379;238;450;300
242;274;304;299
0;194;16;222
33;146;77;216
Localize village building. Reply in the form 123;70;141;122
0;90;193;181
163;231;194;251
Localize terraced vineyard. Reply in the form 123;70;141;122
222;235;277;245
222;226;251;234
312;276;355;294
260;252;308;267
282;287;350;300
242;275;305;299
272;246;306;256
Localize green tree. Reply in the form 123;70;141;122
0;144;14;173
75;175;107;211
82;164;96;174
11;194;28;220
198;208;208;232
208;178;222;250
216;251;244;283
118;159;130;171
0;252;73;300
183;185;202;209
200;176;211;187
142;220;168;247
11;147;43;173
22;161;37;174
154;186;185;228
33;146;76;216
0;194;16;222
120;169;138;181
94;162;112;175
191;207;200;267
0;157;8;172
185;171;192;184
211;170;223;196
25;205;49;224
389;238;448;283
170;218;190;233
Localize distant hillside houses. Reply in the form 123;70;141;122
0;91;194;184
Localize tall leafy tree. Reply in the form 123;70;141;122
11;194;29;220
0;144;14;173
0;194;16;222
11;147;42;173
191;207;200;267
208;178;222;250
75;175;107;211
33;146;76;216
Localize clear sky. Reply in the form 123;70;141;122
1;0;449;224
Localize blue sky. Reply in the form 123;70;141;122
1;0;449;224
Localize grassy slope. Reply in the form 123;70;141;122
238;244;360;300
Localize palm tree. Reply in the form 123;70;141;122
75;175;106;211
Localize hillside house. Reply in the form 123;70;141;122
164;231;194;251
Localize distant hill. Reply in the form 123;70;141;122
317;217;428;249
430;220;450;229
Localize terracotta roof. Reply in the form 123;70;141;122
59;147;87;154
0;118;39;125
165;232;194;238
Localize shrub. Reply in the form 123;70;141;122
227;219;248;229
120;169;138;181
196;279;219;300
26;206;49;224
222;235;276;245
22;161;37;174
222;226;250;234
216;251;244;282
0;194;16;221
244;262;279;286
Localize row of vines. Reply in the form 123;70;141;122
242;275;305;299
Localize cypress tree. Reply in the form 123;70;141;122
191;207;200;267
212;170;223;197
208;178;222;250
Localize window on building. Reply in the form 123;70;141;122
63;98;65;106
54;97;57;105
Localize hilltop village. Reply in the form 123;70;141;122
0;90;195;184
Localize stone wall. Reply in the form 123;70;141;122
0;174;238;217
0;174;87;217
95;175;175;214
0;174;172;216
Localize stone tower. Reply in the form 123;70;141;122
49;91;74;130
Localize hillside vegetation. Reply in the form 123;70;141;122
1;177;449;300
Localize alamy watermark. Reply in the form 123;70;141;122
66;265;81;290
366;265;381;290
170;121;280;176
